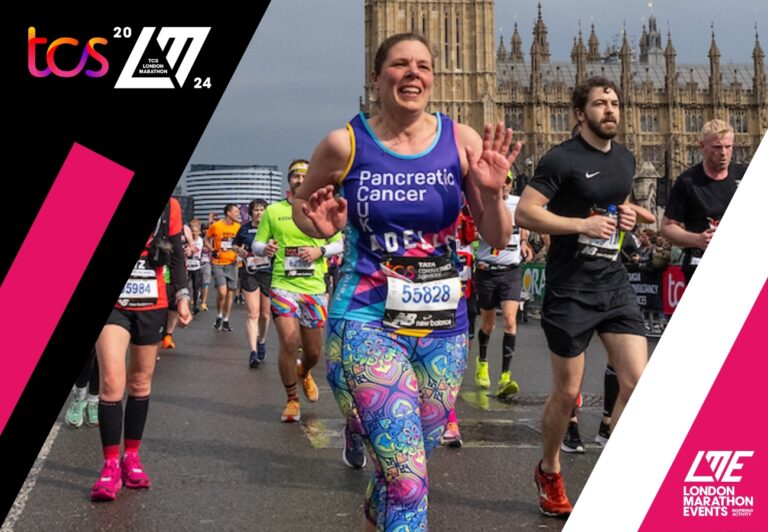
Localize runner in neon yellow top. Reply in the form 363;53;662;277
252;159;343;423
255;198;341;295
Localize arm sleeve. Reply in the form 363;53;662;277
254;209;271;243
253;209;272;255
323;239;344;257
252;240;267;255
168;199;188;295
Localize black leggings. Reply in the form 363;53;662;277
188;269;203;308
75;348;99;395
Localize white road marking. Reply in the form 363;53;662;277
1;422;62;532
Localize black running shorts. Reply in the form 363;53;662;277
476;267;522;309
241;270;272;295
541;283;646;358
105;307;167;345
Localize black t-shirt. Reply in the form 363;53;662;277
528;135;635;290
665;162;745;236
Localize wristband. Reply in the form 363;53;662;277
320;246;327;257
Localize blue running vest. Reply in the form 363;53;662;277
329;112;467;337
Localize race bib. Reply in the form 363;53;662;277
118;259;159;308
246;255;271;272
284;247;315;277
187;258;201;271
382;255;461;330
221;239;233;251
576;208;621;261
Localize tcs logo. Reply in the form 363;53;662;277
27;27;108;78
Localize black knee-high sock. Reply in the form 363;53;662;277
501;333;516;373
478;330;490;362
603;365;619;418
98;400;122;458
88;357;100;396
124;395;150;452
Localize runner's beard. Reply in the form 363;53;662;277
586;115;618;140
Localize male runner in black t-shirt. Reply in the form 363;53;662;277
517;76;649;517
661;120;745;284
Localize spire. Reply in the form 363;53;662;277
664;28;675;56
754;25;766;102
587;23;600;62
665;29;678;101
573;27;587;84
497;33;508;62
639;24;649;62
510;22;524;63
708;23;720;61
531;2;550;63
709;23;722;105
620;25;631;58
620;26;633;103
754;25;765;62
571;36;578;63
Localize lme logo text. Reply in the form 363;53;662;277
685;451;754;483
27;27;108;78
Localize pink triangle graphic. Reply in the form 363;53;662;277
640;279;768;531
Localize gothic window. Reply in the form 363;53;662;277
444;12;450;69
506;108;524;131
734;146;751;164
641;145;661;166
640;110;660;132
549;108;569;132
685;110;704;133
729;110;748;134
455;15;461;70
686;146;702;165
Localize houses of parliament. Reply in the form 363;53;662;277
362;1;766;214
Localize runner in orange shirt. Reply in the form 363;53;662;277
205;204;241;331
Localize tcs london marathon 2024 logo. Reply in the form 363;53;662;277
682;450;755;518
27;26;211;89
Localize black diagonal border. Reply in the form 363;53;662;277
2;5;271;520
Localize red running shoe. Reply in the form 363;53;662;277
534;461;573;517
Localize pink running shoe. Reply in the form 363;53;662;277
90;459;122;501
121;453;152;489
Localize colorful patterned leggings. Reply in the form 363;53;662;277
326;319;467;531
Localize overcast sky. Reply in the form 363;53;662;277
188;0;764;182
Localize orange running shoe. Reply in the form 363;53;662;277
161;334;175;349
281;399;301;422
297;360;319;402
534;461;573;518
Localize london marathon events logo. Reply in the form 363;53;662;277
27;26;211;89
683;450;755;518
